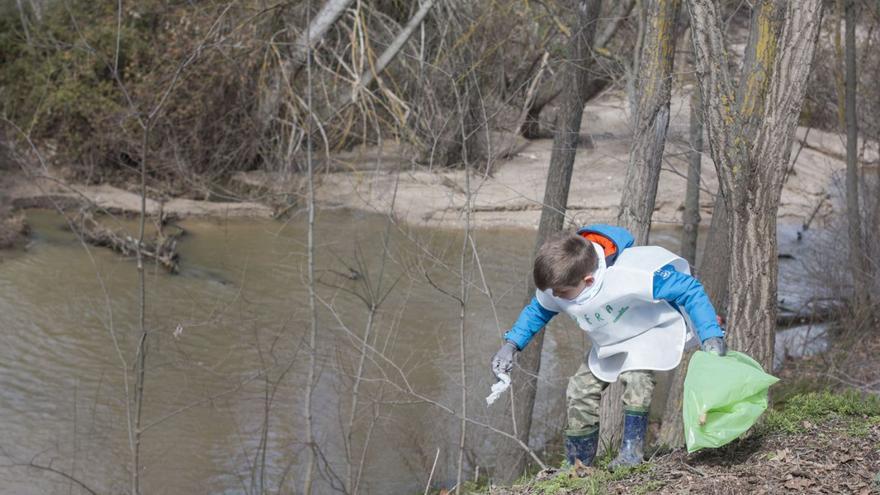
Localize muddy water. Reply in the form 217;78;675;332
0;211;752;494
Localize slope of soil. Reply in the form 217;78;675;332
600;419;880;494
486;392;880;495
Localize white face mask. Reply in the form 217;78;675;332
573;242;607;303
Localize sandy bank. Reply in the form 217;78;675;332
307;92;872;230
9;178;274;219
8;92;875;231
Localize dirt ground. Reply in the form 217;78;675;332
488;413;879;495
485;329;880;495
604;419;880;494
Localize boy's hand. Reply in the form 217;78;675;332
702;336;727;356
492;341;518;378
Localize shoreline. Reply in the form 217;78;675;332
4;95;873;232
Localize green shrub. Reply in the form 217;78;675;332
0;0;262;183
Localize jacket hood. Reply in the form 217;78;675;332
576;224;635;266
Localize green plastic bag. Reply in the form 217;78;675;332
683;351;779;453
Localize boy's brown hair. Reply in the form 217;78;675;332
533;233;598;292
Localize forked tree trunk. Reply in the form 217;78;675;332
688;0;823;371
606;0;681;451
495;0;602;483
656;0;822;449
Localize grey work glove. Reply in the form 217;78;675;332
702;336;727;356
491;341;518;378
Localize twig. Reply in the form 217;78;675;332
424;447;441;495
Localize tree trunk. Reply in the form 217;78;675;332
522;77;611;139
495;0;602;483
655;48;703;450
607;0;681;451
656;0;778;450
844;0;867;306
256;0;354;153
351;0;437;100
680;86;703;265
655;1;822;449
520;0;635;139
617;0;681;244
302;7;319;492
627;1;648;121
688;0;823;371
690;0;784;311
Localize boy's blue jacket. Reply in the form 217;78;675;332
503;224;724;350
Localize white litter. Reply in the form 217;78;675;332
485;373;511;405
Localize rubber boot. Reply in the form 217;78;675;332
564;429;598;466
608;410;648;470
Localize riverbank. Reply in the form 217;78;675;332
6;93;871;234
482;316;880;494
485;390;880;495
305;92;871;230
0;160;28;250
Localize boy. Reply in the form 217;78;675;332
491;224;726;469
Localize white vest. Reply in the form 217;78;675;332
536;245;695;382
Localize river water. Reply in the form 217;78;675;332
0;209;813;494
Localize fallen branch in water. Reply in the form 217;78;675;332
69;209;181;273
777;297;846;328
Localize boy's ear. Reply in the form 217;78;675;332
583;274;595;286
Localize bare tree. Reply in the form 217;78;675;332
302;2;319;491
680;85;703;265
844;0;867;306
455;118;472;495
257;0;354;155
687;0;824;371
520;0;637;139
496;0;603;483
351;0;438;101
14;0;32;47
617;0;682;244
606;0;681;449
656;0;824;449
656;69;704;451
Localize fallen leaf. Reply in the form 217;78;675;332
784;476;814;490
774;448;791;462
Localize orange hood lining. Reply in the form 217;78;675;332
580;232;617;259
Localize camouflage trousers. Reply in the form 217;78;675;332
564;361;655;436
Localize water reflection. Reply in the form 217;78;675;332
0;211;822;494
